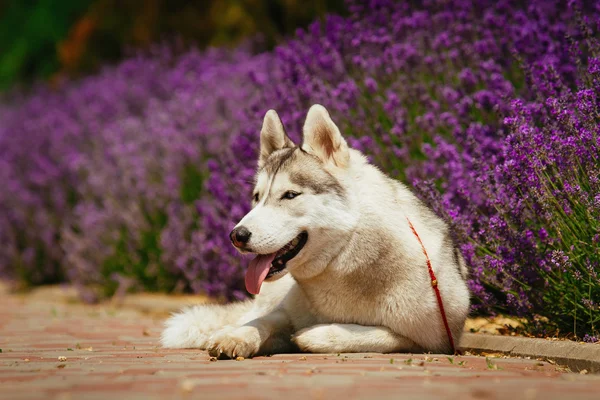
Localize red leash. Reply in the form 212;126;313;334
406;217;457;354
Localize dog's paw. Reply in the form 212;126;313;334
291;325;346;353
207;326;261;359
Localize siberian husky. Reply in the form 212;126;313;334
161;104;470;357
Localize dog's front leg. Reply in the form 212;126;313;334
207;309;292;358
292;324;420;354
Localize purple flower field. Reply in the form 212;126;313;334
0;0;598;338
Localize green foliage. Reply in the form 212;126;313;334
100;210;175;297
0;0;346;90
180;164;206;204
0;0;93;89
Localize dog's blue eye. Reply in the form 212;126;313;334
282;191;300;200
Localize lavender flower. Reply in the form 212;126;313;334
583;334;599;344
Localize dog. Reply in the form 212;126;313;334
161;104;470;357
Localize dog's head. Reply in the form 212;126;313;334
231;104;359;294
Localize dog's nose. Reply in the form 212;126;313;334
230;226;251;248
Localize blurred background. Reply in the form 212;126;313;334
0;0;345;90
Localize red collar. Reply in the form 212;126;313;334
406;217;457;355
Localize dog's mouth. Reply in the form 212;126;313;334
267;231;308;278
244;231;308;295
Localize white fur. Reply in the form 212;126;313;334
161;302;252;349
292;324;419;353
161;104;470;357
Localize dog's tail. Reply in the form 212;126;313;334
160;300;253;349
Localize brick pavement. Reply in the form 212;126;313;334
1;288;599;400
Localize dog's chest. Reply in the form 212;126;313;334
304;285;382;326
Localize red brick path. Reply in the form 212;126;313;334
1;289;599;400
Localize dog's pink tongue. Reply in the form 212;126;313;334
245;253;276;295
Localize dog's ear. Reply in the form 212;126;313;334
259;109;294;168
302;104;349;168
